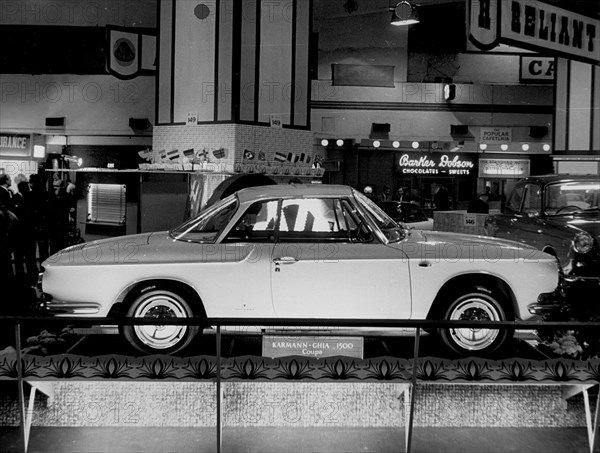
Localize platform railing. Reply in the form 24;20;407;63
0;316;599;453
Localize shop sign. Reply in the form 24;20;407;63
0;133;31;157
520;56;555;83
397;153;475;176
468;0;599;65
480;127;512;144
479;158;530;178
262;335;364;359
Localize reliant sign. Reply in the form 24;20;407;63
469;0;599;65
397;153;475;175
0;133;31;157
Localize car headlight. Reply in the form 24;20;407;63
573;231;594;254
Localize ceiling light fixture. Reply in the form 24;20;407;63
390;1;419;26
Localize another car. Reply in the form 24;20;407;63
485;174;600;289
377;201;434;230
40;184;559;356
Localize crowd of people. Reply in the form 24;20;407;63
0;171;76;285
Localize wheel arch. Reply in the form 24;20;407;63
109;279;207;318
426;273;517;320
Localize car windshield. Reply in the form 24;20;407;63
353;190;406;243
169;195;239;243
544;180;600;215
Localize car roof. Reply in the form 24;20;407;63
234;184;355;203
520;174;600;185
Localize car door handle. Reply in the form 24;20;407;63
273;256;298;265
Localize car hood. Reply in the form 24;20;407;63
43;232;156;267
547;212;600;238
418;230;537;250
386;229;551;261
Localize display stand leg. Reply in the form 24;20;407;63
582;384;599;453
216;326;223;453
406;327;420;453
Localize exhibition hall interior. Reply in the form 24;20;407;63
0;0;599;452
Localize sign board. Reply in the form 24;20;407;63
262;335;364;359
269;114;283;128
479;158;530;178
463;213;478;227
397;153;476;176
0;133;31;158
468;0;600;65
186;112;198;126
519;56;555;83
480;127;512;144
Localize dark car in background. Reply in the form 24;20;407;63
377;201;434;230
485;174;600;287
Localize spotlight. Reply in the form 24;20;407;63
411;141;419;149
392;141;400;148
522;144;530;151
479;143;487;151
321;139;329;147
500;144;509;151
373;140;381;148
390;1;419;26
336;139;344;147
543;144;551;151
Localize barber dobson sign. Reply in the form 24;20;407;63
468;0;599;65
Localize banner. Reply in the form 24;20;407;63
106;25;156;80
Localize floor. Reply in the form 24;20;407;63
0;426;597;453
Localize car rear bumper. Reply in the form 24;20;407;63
41;293;102;315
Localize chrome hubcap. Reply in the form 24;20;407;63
133;294;188;350
449;298;500;351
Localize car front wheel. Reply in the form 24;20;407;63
122;287;200;355
439;287;512;356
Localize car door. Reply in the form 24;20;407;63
215;199;279;318
508;182;545;249
270;196;411;321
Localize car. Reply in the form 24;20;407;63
40;184;559;356
376;201;434;230
484;174;600;291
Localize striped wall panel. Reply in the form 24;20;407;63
156;0;310;129
554;57;600;153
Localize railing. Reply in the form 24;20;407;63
0;316;599;453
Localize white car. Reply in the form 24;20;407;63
40;184;559;356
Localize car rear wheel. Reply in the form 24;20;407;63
438;287;512;356
122;287;200;355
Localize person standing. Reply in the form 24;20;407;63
13;180;38;284
0;198;18;279
377;185;393;202
0;174;14;211
29;174;51;266
434;185;451;211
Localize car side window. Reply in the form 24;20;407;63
505;183;524;213
522;183;542;216
171;196;238;243
224;200;278;242
277;198;354;242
